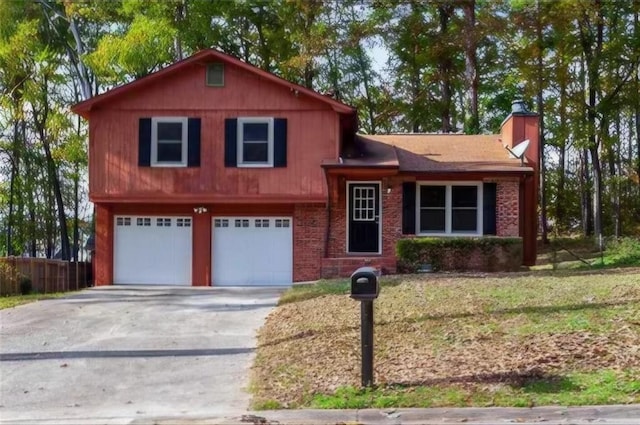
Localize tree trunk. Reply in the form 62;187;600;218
463;0;479;134
608;116;620;236
174;0;184;61
73;163;80;261
34;75;71;261
556;56;567;228
636;10;640;195
6;121;20;256
536;0;548;243
438;4;453;133
581;148;593;236
355;42;376;134
592;0;604;240
42;139;71;260
411;42;420;133
29;207;36;258
590;145;604;240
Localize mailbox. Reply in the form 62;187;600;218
350;266;380;300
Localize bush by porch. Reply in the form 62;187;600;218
397;237;523;273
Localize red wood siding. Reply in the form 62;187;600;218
89;62;340;202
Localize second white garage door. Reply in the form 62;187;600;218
114;216;192;285
212;217;293;286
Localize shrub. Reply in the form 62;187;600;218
19;277;33;295
0;261;19;296
603;237;640;266
396;237;523;273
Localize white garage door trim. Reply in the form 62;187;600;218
212;216;293;286
114;215;192;285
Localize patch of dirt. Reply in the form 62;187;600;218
251;279;640;407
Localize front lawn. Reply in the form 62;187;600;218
0;293;67;310
251;268;640;409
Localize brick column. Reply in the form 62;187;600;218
496;180;520;237
293;204;327;281
94;203;113;286
192;213;212;286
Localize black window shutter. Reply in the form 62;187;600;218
483;182;497;235
187;118;201;167
402;182;416;234
224;118;237;167
274;118;287;167
138;118;151;166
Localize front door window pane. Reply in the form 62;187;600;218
352;186;376;221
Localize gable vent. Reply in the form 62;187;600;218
206;62;224;87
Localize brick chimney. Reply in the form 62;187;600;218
500;100;540;267
500;100;540;169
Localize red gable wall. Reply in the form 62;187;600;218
88;60;341;203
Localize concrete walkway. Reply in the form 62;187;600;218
146;405;640;425
0;286;282;424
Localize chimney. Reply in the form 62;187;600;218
500;99;540;267
501;100;539;169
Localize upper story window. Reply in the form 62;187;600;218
417;183;482;236
151;117;189;167
237;117;274;167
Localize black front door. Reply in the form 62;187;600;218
348;183;380;253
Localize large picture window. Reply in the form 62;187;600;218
237;117;274;167
417;183;482;235
151;117;188;166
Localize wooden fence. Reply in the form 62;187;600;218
0;257;92;296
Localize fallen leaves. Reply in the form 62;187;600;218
252;272;640;407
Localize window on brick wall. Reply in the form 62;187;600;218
416;182;483;236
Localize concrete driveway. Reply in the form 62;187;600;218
0;286;283;424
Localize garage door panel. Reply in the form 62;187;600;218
212;217;292;286
114;216;192;285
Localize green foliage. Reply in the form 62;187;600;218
307;370;640;409
85;14;176;83
602;237;640;267
1;0;640;260
0;261;20;296
0;292;67;310
396;237;523;272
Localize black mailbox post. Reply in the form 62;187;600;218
350;266;379;387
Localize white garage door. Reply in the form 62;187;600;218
212;217;293;286
114;216;192;285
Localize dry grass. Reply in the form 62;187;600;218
251;268;640;408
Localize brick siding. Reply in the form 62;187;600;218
298;176;522;281
293;204;327;281
495;179;520;236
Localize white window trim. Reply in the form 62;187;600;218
151;117;189;167
416;182;483;236
237;117;274;168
